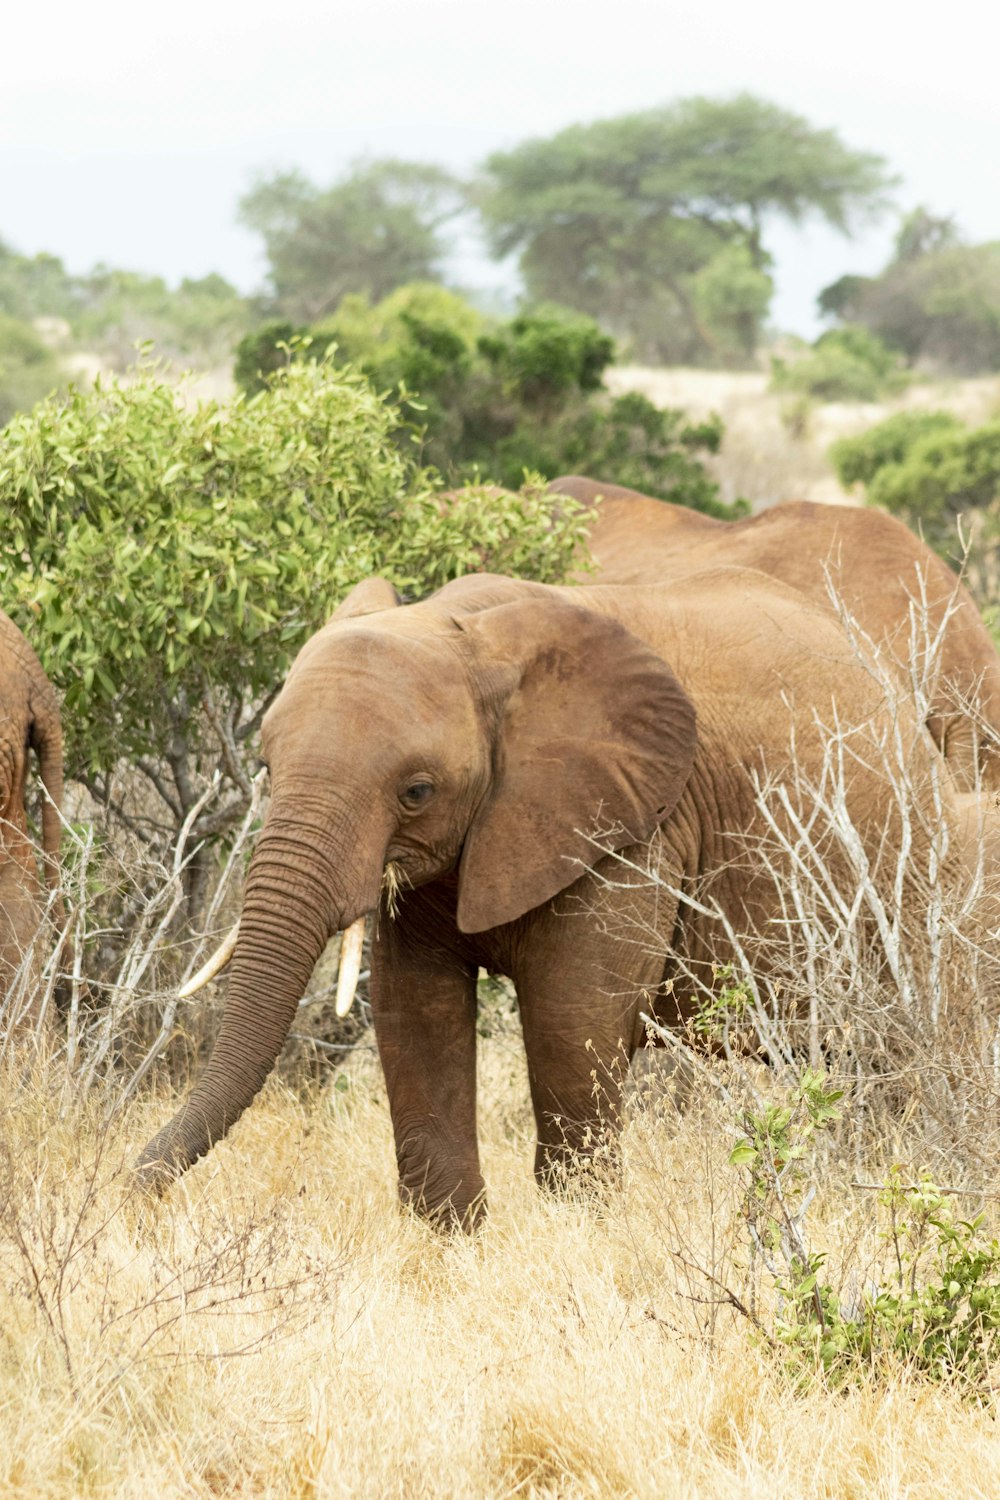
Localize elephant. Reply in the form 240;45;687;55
0;607;64;1025
550;475;1000;793
136;567;977;1226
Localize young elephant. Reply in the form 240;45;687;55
0;608;64;1025
137;569;973;1224
551;474;1000;792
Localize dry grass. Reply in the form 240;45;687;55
607;366;1000;511
5;590;1000;1496
0;1009;998;1499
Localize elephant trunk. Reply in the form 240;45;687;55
136;817;348;1192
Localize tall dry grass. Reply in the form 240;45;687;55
607;366;1000;511
3;596;1000;1497
3;1022;1000;1498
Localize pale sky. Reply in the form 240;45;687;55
4;0;998;336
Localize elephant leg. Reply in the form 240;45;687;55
369;910;484;1230
513;844;680;1189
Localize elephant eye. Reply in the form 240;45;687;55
400;780;435;810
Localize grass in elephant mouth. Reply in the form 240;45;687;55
2;1010;1000;1499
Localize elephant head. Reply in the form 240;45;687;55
136;573;696;1190
0;608;64;1019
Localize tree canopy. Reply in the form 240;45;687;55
820;210;1000;373
480;95;893;362
238;160;467;322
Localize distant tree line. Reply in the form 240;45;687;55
4;91;1000;438
239;95;892;368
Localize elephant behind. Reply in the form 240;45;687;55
551;475;1000;792
0;607;64;1027
136;568;984;1224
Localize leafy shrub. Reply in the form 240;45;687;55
771;324;908;402
821;216;1000;375
72;269;250;370
0;354;589;905
496;390;741;516
0;313;62;427
232;320;308;396
236;286;744;518
729;1079;1000;1399
830;412;1000;595
829;409;963;488
477;303;614;406
691;243;774;365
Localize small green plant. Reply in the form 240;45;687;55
726;1075;1000;1399
773;1171;1000;1399
692;962;753;1041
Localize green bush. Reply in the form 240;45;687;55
73;269;251;369
771;325;909;402
0;355;589;890
829;409;963;488
0;313;62;427
235;286;744;518
733;1087;1000;1398
495;390;741;516
232;320;308;396
829;412;1000;576
477;303;614;406
692;244;774;365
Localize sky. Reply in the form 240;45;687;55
3;0;998;338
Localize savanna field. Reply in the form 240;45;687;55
3;360;1000;1498
5;1006;1000;1500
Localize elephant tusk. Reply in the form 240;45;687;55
334;916;367;1018
178;921;241;999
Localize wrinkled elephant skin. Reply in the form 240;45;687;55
137;570;985;1224
0;608;64;1027
552;475;1000;792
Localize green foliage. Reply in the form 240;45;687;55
0;313;62;427
236;286;740;516
481;94;891;363
72;268;250;369
477;304;614;406
776;1172;1000;1398
830;411;1000;558
496;390;739;516
0;240;79;322
865;421;1000;541
238;161;466;322
1;237;250;372
829;409;963;488
728;1071;1000;1399
819;210;1000;374
691;244;774;364
0;355;589;861
771;325;909;402
232;320;309;396
365;292;732;511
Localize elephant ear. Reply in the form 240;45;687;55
331;577;402;620
455;595;697;934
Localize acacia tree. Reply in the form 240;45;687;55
480;95;893;362
238;160;467;321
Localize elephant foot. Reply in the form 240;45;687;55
398;1176;487;1233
